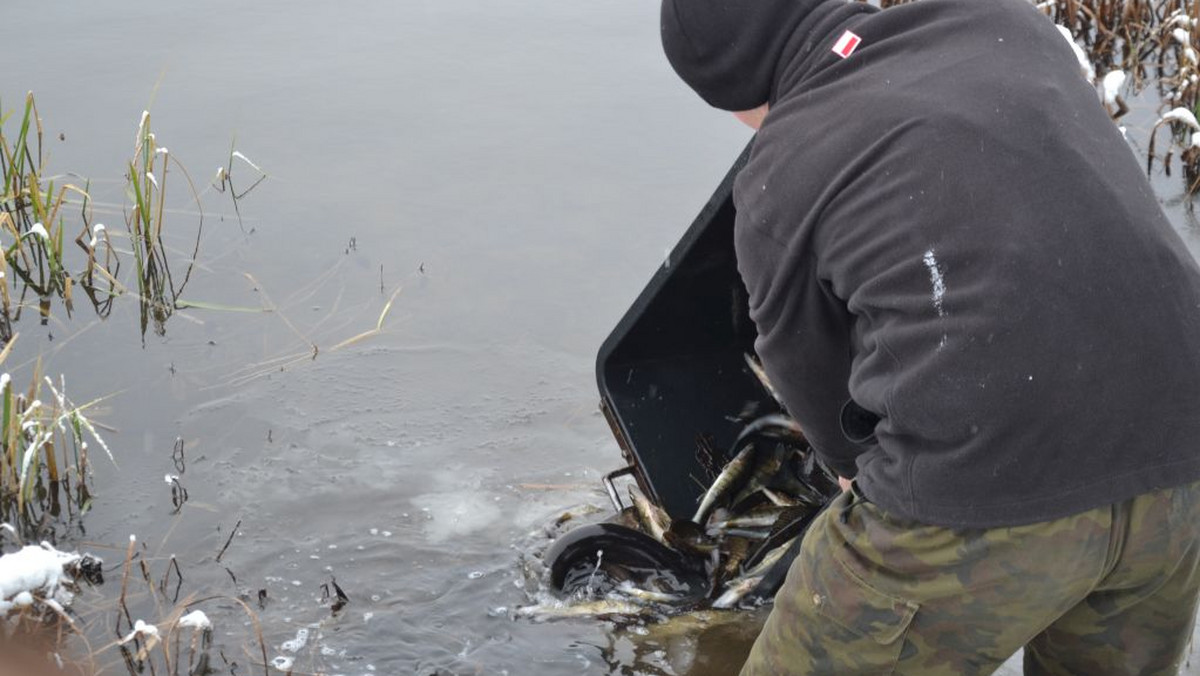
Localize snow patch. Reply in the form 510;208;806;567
1055;26;1095;81
1161;107;1200;131
178;610;211;630
1101;70;1125;105
0;544;83;610
922;250;947;317
119;619;159;645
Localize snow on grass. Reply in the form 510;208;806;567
88;223;106;249
231;151;263;173
0;543;84;614
178;610;211;630
25;223;49;241
1101;70;1126;106
1162;107;1200;131
118;619;159;645
1056;25;1095;81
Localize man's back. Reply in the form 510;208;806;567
731;0;1200;527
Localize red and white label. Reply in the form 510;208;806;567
832;30;862;59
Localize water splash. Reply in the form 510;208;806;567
584;548;604;597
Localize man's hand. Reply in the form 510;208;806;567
838;476;852;493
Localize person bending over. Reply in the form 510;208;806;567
661;0;1200;673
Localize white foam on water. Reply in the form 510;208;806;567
410;491;503;544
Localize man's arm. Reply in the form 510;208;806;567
734;221;866;480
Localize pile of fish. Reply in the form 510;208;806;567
525;412;838;621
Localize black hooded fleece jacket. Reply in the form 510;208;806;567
718;0;1200;527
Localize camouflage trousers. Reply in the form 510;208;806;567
740;480;1200;675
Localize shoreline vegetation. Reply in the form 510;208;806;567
0;94;268;542
0;1;1198;674
1;95;271;675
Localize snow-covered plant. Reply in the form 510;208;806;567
1043;0;1200;194
0;358;112;539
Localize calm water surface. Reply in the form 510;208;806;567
4;2;1199;674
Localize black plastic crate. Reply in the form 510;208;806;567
596;142;786;521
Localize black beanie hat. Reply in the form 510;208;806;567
661;0;827;111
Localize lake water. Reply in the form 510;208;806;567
3;1;1199;674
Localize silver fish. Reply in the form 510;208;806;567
741;535;797;579
761;487;801;507
693;442;757;526
514;597;650;622
711;576;764;610
719;528;771;540
711;513;780;531
614;581;685;604
730;443;788;508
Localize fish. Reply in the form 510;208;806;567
692;441;757;526
614;580;686;605
766;468;830;508
737;413;806;444
710;512;782;531
740;506;817;574
760;487;801;507
729;442;789;509
628;485;670;545
713;534;752;591
719;528;770;540
692;414;814;528
744;353;784;406
514;597;652;622
741;535;795;578
664;519;719;556
711;576;764;610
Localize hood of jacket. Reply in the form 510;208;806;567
660;0;855;111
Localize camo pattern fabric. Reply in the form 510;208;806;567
740;480;1200;675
